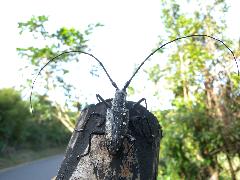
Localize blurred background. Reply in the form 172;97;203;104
0;0;239;179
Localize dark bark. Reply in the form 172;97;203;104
56;100;162;180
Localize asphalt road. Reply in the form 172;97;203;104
0;154;64;180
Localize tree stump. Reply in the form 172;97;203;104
56;100;162;180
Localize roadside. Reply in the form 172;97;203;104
0;154;64;180
0;146;66;170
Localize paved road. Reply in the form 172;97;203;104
0;154;64;180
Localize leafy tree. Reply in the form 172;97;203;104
0;87;72;153
25;94;71;149
143;0;240;179
0;88;30;152
17;16;102;131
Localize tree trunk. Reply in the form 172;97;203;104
55;100;162;180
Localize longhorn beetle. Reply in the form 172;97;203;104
30;34;239;156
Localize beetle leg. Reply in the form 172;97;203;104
131;98;147;110
125;134;136;142
125;134;136;154
77;131;105;160
96;94;111;108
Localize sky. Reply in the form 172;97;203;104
0;0;239;110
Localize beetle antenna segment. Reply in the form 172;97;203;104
30;50;118;114
123;34;240;91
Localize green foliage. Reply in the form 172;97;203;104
156;103;221;179
17;15;102;132
0;88;71;154
127;86;135;96
146;64;162;84
139;0;240;179
18;15;48;36
0;88;30;150
5;15;102;156
28;94;72;148
17;15;103;108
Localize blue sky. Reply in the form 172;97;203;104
0;0;239;110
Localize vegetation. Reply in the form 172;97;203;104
0;88;70;155
0;16;101;167
17;15;102;131
146;0;240;179
0;88;30;152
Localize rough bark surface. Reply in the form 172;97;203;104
56;100;162;180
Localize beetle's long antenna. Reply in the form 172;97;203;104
123;34;240;90
30;50;118;113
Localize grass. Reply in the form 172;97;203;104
0;146;66;170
